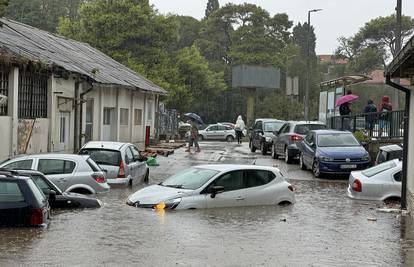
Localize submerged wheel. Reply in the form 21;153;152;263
226;135;234;142
285;148;293;164
271;145;279;159
312;160;321;178
299;154;307;170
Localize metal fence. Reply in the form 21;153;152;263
330;110;405;139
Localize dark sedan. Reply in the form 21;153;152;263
250;118;285;155
3;169;102;209
297;130;371;178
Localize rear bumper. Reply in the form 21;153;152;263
286;145;300;157
319;161;371;174
107;178;129;185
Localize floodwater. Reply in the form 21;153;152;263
1;142;413;266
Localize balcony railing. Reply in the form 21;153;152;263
329;110;405;139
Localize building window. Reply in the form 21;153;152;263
0;67;10;116
18;70;48;119
147;100;153;120
120;108;129;126
134;109;142;125
103;107;113;125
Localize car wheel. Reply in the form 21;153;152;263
250;141;256;152
144;170;149;183
284;147;293;164
299;154;307;170
271;145;279;159
261;143;267;155
226;135;234;142
312;160;321;178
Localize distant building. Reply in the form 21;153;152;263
0;18;166;160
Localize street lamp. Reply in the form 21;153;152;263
304;8;322;121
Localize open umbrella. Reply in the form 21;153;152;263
335;94;359;107
184;113;204;124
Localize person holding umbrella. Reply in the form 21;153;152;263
184;113;203;153
336;92;359;131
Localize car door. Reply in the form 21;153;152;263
277;124;290;154
130;146;146;182
124;147;138;182
217;125;228;140
273;123;285;153
302;132;316;167
204;170;246;208
244;169;278;206
36;159;75;192
205;125;218;140
253;121;263;148
390;170;402;197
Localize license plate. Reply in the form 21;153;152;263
341;164;356;169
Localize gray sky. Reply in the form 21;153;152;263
149;0;414;55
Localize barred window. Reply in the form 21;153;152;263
0;67;9;116
18;71;48;119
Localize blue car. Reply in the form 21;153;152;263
297;130;371;178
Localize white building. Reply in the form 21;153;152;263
385;35;414;213
0;19;166;161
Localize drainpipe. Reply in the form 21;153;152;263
386;76;410;209
73;81;80;153
79;84;93;151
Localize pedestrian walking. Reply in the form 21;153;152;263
185;118;200;153
378;95;393;137
234;115;245;144
364;99;377;135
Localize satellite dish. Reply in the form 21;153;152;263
0;94;7;107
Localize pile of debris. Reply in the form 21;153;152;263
142;141;186;157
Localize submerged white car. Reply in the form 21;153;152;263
347;159;402;201
127;165;295;210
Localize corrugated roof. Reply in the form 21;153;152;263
0;18;166;94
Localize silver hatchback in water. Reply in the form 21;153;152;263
79;141;149;186
0;154;109;194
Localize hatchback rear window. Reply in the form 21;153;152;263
3;160;33;170
0;180;25;202
362;161;397;177
86;158;102;172
294;124;325;135
80;149;121;166
27;179;46;206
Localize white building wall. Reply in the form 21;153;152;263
407;90;414;214
0;117;12;160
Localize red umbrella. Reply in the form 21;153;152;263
335;94;359;107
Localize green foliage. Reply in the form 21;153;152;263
353;130;371;143
205;0;219;19
0;0;8;17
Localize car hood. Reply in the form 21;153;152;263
318;146;367;158
128;185;193;205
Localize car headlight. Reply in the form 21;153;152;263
265;137;272;142
320;156;334;162
155;197;181;210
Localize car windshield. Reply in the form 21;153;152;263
264;122;284;132
317;133;360;147
160;167;219;190
80;149;121;166
294;124;325;135
362;160;397;177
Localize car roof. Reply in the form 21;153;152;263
82;141;130;150
6;154;89;160
379;144;403;152
256;118;284;122
287;121;325;125
195;164;281;173
0;173;30;181
311;129;349;135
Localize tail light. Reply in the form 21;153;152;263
288;185;294;192
289;134;302;142
92;173;105;183
118;160;125;178
352;179;362;192
30;208;44;225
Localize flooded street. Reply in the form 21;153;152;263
1;142;413;266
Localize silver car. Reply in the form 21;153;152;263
0;154;109;194
347;159;401;201
79;142;149;186
198;124;236;142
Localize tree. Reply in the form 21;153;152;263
292;22;316;58
205;0;219;19
172;15;202;51
0;0;8;17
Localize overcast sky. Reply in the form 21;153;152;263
149;0;414;55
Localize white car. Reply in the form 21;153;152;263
347;159;402;201
127;164;295;210
198;124;236;142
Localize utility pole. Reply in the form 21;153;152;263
304;9;322;121
393;0;402;110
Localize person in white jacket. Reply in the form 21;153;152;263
234;115;245;144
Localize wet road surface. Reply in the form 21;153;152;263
1;142;413;266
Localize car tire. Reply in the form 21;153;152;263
250;141;256;152
226;135;234;142
144;170;149;183
271;145;279;159
285;147;293;164
261;143;267;155
312;160;321;178
299;154;307;170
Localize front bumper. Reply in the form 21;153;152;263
319;161;371;174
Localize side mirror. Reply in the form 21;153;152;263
45;189;56;203
140;155;148;162
210;185;224;198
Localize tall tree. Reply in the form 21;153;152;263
0;0;8;17
205;0;219;19
292;22;316;58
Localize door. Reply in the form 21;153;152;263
205;170;246;208
205;125;218;140
302;132;316;166
244;170;277;206
217;125;229;140
252;121;263;148
85;99;94;142
130;146;146;180
276;123;289;153
124;147;138;183
102;107;115;141
58;112;70;152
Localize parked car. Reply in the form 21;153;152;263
127;164;295;210
250;119;285;155
347;159;401;201
0;172;50;227
297;130;371;178
0;154;109;195
2;169;102;209
198;124;236;142
272;121;326;163
375;144;403;165
79;141;149;186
